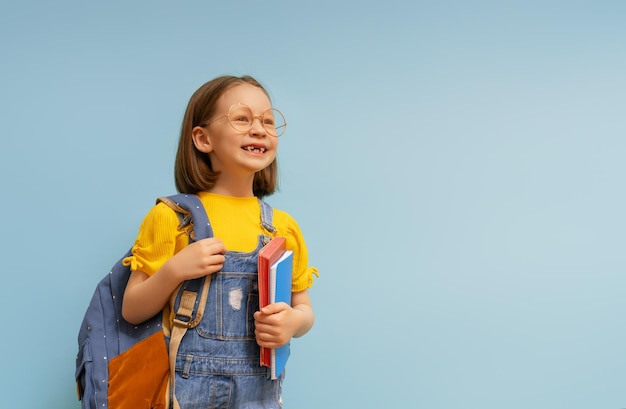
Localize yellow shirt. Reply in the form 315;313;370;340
123;192;317;292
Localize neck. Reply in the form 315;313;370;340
209;174;255;197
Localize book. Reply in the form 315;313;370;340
257;237;287;367
258;237;287;310
269;250;293;380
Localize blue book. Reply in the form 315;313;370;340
269;250;293;380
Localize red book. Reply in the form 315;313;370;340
257;236;286;367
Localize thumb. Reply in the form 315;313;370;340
261;302;290;315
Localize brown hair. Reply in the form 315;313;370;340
174;75;278;197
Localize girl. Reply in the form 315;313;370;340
121;75;317;408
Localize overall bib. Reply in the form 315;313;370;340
173;200;284;409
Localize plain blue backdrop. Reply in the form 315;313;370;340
1;1;625;408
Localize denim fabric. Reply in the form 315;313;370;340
174;202;283;409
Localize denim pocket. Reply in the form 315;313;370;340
196;272;258;340
247;291;260;337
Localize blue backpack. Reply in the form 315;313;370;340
75;194;213;409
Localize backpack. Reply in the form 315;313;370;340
75;194;213;409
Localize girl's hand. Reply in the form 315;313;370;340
254;290;314;348
122;237;226;325
164;237;227;281
254;302;303;348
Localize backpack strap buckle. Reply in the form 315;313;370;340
172;290;197;328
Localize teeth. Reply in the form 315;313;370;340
244;146;265;153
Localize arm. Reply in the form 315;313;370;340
290;290;315;337
254;289;315;348
122;237;227;324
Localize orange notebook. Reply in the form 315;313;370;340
257;236;287;367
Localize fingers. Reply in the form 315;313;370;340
170;237;227;280
254;303;294;348
254;322;290;348
201;239;226;273
259;301;290;315
255;325;292;348
197;237;227;255
192;238;227;266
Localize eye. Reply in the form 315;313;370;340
262;112;276;126
229;108;252;124
232;115;251;123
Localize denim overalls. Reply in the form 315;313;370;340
173;200;284;409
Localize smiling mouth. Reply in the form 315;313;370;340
242;146;266;153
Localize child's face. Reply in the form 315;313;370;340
194;83;279;178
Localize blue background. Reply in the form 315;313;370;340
1;1;625;408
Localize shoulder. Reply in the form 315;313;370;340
267;205;318;290
137;200;181;233
269;206;301;231
144;200;179;220
267;205;308;247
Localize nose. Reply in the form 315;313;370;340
249;116;267;136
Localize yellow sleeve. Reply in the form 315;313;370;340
275;210;319;292
122;202;188;276
123;199;318;289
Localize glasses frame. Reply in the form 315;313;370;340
204;103;287;137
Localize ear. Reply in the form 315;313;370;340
191;126;213;153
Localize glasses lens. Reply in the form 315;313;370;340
228;106;254;132
227;105;287;136
263;108;286;137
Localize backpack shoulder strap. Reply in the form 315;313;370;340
158;194;214;241
157;193;213;409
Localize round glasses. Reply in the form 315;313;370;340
208;104;287;137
